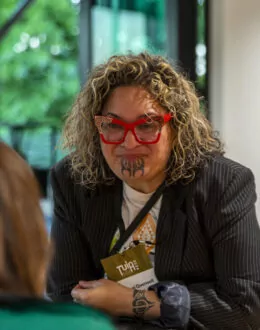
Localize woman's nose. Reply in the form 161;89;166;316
122;130;140;149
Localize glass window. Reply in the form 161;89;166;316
91;0;167;65
195;0;208;114
196;0;207;91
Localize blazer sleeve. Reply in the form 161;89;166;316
188;166;260;329
46;166;96;302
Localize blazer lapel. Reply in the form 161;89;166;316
155;183;189;281
82;180;122;272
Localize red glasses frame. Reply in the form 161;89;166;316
94;113;172;145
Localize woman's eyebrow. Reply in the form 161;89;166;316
105;111;158;119
105;112;121;118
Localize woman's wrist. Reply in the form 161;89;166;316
141;290;161;319
117;287;160;319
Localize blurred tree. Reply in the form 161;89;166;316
0;0;79;127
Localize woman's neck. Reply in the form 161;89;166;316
125;173;166;194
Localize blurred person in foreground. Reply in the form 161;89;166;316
0;142;115;330
47;53;260;329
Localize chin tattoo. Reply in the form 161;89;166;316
121;157;144;177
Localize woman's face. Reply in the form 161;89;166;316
100;86;173;192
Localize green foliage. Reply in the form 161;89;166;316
0;0;79;127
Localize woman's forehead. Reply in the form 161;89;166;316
102;86;164;120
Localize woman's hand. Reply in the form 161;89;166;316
71;279;133;316
71;279;160;318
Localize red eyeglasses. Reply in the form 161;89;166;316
94;113;172;144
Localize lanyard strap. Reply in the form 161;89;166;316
109;182;166;256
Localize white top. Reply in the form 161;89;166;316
120;182;162;263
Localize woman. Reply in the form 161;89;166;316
47;53;260;329
0;142;114;330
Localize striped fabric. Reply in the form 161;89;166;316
47;156;260;329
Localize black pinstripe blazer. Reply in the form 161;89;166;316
47;155;260;329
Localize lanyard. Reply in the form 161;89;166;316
109;182;166;256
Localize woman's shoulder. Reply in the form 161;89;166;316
192;155;255;203
51;155;90;198
199;154;254;182
51;155;73;184
51;155;121;200
0;296;115;330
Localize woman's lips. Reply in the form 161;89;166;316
117;154;147;160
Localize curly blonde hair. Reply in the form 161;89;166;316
62;52;224;188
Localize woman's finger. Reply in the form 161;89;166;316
79;280;103;288
71;288;87;302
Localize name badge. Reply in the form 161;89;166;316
101;244;158;290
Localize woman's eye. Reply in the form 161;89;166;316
139;123;151;129
102;123;123;130
109;123;122;129
138;123;157;130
